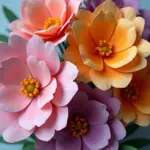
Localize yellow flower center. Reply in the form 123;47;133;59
122;84;139;101
44;17;61;30
96;40;113;57
20;76;41;98
69;115;89;137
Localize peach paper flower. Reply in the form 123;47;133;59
113;59;150;126
10;0;83;45
0;34;78;143
64;0;150;90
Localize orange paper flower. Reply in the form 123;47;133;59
113;59;150;126
64;0;150;90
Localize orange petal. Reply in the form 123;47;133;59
72;20;95;52
121;7;136;20
117;53;147;73
90;64;132;91
76;9;92;23
104;46;137;68
137;39;150;57
109;18;136;53
64;46;91;82
79;45;103;71
133;17;145;42
89;11;117;45
92;0;122;20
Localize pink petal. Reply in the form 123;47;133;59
0;86;31;112
45;0;66;19
35;110;56;141
52;62;78;106
83;125;111;150
19;99;52;130
0;58;31;86
55;106;68;131
27;56;51;88
27;36;60;75
3;119;35;143
37;78;57;108
22;0;50;29
10;20;37;37
0;112;18;135
8;33;28;62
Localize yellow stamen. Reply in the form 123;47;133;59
96;40;113;57
44;17;61;30
20;76;41;98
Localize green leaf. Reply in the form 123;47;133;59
22;142;35;150
119;145;138;150
0;34;8;42
123;139;150;149
126;124;139;137
2;6;18;23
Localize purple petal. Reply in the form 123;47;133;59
83;124;111;150
109;118;126;140
103;139;119;150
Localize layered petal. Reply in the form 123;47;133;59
121;7;136;20
27;56;51;88
90;65;132;91
37;78;57;108
83;124;111;150
52;62;78;106
27;36;60;75
104;46;137;68
0;86;31;112
109;18;136;53
19;99;52;130
90;11;117;45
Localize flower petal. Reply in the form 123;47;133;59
90;65;132;91
84;100;109;126
103;139;118;150
79;44;104;71
104;46;137;68
109;118;126;140
46;0;66;19
137;39;150;57
27;36;60;75
0;86;31;112
22;0;50;29
52;62;78;106
109;18;136;53
83;124;111;150
90;11;117;45
37;78;57;108
56;130;81;150
117;53;147;73
27;56;51;88
19;99;52;130
3;119;35;143
121;7;136;20
0;58;30;86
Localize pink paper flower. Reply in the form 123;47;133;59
10;0;83;45
0;34;78;143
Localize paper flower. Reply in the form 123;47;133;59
0;35;78;143
10;0;83;45
114;59;150;126
84;0;140;12
64;0;150;91
36;84;126;150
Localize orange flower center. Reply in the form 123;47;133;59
96;40;113;57
122;84;139;101
44;17;61;30
20;76;41;98
69;115;89;137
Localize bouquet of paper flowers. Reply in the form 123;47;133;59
0;0;150;149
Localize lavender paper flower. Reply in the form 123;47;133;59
36;84;126;150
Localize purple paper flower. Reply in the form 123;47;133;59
84;0;140;12
36;84;126;150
